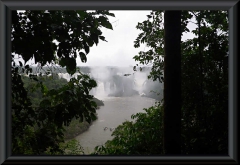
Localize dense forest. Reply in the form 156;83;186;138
21;74;104;140
11;10;228;155
12;10;115;154
93;10;228;155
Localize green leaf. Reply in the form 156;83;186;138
99;36;106;42
89;79;97;87
40;99;51;108
79;52;87;63
41;84;48;95
77;10;87;18
91;33;99;45
84;43;89;54
106;12;115;17
32;76;38;81
59;58;66;67
99;16;113;30
90;113;97;121
147;15;152;19
87;38;94;47
65;58;76;75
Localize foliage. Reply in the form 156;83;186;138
92;97;104;108
21;73;68;107
12;10;114;73
180;11;228;155
21;74;102;140
44;139;85;155
133;11;165;82
93;102;164;155
11;10;114;155
63;117;92;140
93;10;228;155
61;139;85;155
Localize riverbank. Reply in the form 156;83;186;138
92;97;104;109
63;97;104;140
63;119;92;140
74;95;157;154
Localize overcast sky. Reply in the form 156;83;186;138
79;10;152;67
78;10;196;67
15;10;197;67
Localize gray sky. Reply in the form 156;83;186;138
78;10;196;67
79;10;152;67
15;10;197;67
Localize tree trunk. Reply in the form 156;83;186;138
163;11;182;155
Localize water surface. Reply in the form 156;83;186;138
75;95;156;154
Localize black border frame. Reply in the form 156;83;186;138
0;0;238;164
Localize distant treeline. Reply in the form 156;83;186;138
21;74;104;139
22;65;152;75
21;65;162;101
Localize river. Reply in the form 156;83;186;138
74;95;156;154
57;70;161;154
